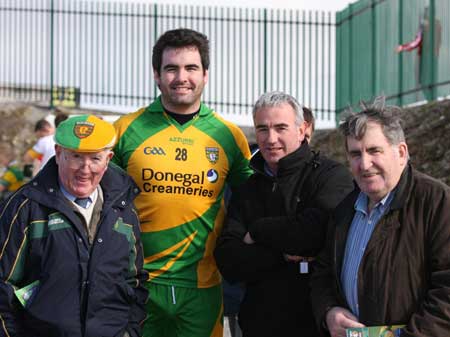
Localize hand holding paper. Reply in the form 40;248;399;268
326;307;365;337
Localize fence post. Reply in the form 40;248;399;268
371;0;376;101
152;3;158;100
335;12;340;125
348;4;353;108
263;8;267;93
328;11;332;123
429;0;436;100
398;0;403;106
49;0;55;108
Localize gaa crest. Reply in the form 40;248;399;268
74;121;95;139
205;147;219;164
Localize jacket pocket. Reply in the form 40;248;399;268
112;218;138;279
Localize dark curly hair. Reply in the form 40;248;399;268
152;28;210;75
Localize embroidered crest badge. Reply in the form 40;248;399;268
205;147;219;164
74;121;95;139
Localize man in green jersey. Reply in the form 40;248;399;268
113;28;252;337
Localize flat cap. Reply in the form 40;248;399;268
55;115;116;152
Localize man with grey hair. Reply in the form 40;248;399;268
311;97;450;337
215;91;354;337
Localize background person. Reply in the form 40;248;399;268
23;118;54;175
311;97;450;337
302;106;315;143
0;115;148;337
214;91;354;337
23;112;69;176
0;143;24;201
112;28;252;337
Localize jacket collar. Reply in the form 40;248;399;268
250;141;313;177
389;163;412;210
335;164;413;285
335;163;412;279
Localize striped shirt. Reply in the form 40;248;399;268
341;191;394;317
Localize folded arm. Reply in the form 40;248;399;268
248;164;353;255
214;196;286;283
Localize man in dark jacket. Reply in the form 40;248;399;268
0;115;148;337
311;97;450;337
214;91;354;337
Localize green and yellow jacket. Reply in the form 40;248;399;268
0;158;148;337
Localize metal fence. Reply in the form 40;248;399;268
336;0;450;120
0;0;336;128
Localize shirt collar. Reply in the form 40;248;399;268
354;190;394;215
60;182;97;204
263;162;275;177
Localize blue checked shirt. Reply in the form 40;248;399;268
340;191;394;317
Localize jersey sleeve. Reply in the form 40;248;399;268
26;148;43;161
226;125;252;189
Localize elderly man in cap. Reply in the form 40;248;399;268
0;115;148;337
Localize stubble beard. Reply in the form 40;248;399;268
165;86;204;112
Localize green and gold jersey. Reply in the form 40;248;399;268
0;165;24;192
113;98;252;288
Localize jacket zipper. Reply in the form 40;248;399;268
82;189;129;335
272;181;277;192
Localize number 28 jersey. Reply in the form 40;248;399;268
112;98;252;288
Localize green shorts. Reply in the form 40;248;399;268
142;282;223;337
